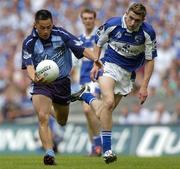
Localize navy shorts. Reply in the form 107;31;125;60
31;77;71;105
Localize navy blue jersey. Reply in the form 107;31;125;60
79;30;96;84
95;16;157;72
22;26;85;79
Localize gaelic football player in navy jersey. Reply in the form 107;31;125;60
71;3;157;164
21;9;100;165
78;8;102;156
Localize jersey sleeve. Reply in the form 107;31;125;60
95;18;117;47
21;39;34;69
144;25;157;60
58;28;85;59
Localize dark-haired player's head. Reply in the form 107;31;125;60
125;3;146;31
80;8;96;33
34;9;53;40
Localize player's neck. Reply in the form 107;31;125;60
86;28;94;36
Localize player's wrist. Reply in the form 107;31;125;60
94;60;99;66
94;58;99;62
140;85;148;90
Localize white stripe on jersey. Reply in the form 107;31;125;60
144;31;156;60
25;38;33;46
52;28;71;37
109;41;145;58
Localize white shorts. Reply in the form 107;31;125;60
102;62;134;95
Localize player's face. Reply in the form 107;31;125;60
125;11;144;31
81;13;95;31
35;19;53;40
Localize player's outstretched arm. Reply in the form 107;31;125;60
93;44;103;68
90;45;103;81
94;44;101;59
83;48;98;61
138;59;154;104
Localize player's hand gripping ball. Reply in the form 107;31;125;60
36;60;59;83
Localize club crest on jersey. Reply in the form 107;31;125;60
115;32;122;39
135;35;143;43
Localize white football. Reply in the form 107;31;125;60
36;60;59;83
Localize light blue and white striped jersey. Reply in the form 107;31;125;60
95;15;157;72
79;29;96;84
22;26;85;79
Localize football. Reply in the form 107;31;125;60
36;60;59;83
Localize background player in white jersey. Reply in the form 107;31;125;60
78;8;102;156
21;9;100;165
71;3;157;164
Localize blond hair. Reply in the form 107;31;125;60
128;3;146;18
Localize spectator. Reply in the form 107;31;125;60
0;0;179;123
151;102;172;124
171;102;180;123
126;102;152;125
118;106;129;125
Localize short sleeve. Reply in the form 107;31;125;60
144;26;157;60
21;38;34;69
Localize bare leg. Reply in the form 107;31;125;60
53;103;69;126
32;95;53;150
83;102;101;137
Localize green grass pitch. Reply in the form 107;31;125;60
0;155;180;169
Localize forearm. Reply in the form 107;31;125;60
27;65;36;81
83;48;98;61
141;59;154;88
93;45;103;68
94;45;101;60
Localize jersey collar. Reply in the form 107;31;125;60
82;27;97;39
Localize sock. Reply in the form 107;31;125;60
101;131;112;153
45;149;55;157
81;93;96;104
93;135;102;147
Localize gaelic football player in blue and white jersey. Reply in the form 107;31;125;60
78;8;102;156
71;3;157;164
21;9;100;165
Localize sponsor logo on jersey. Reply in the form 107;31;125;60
110;41;144;58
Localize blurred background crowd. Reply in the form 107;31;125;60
0;0;179;124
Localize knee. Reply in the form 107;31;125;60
83;106;92;116
103;98;115;111
38;112;49;125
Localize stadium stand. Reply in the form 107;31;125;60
0;0;179;124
